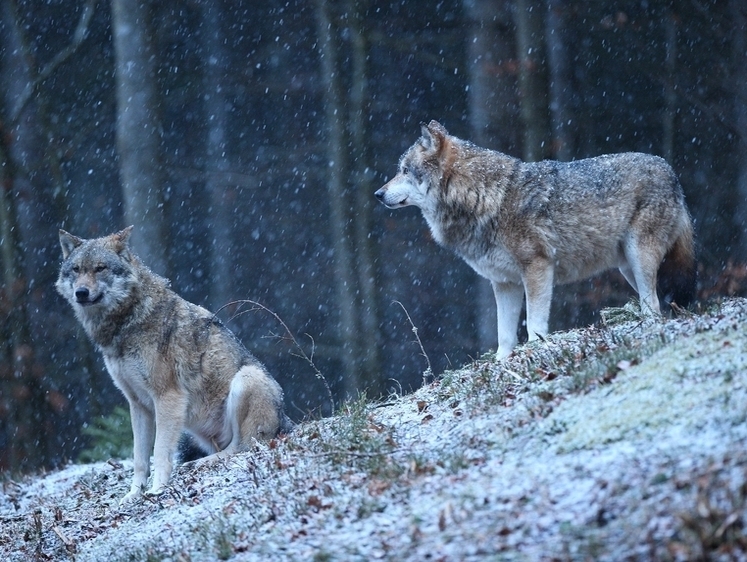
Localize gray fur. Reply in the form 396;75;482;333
56;227;291;503
375;121;695;359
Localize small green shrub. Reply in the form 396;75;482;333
77;406;133;463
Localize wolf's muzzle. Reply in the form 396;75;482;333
374;188;386;202
74;286;100;305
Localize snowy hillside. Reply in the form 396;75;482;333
2;298;747;561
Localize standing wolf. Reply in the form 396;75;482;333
56;227;291;503
375;120;695;359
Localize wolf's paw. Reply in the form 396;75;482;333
496;347;514;361
144;485;166;498
119;488;143;506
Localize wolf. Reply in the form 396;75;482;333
375;120;696;359
56;226;292;504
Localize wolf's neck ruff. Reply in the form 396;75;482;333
431;150;519;252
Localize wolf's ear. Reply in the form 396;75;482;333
420;120;448;154
59;229;84;259
111;225;134;254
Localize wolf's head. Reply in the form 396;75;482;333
56;226;138;319
374;120;452;213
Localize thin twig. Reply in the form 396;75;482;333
393;300;433;385
216;300;334;414
52;525;76;554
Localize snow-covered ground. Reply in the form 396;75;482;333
2;298;747;561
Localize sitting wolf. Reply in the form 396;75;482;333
56;226;291;504
375;120;696;359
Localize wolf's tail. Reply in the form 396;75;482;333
657;218;696;308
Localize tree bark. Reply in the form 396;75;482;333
348;0;385;396
662;10;678;163
200;0;234;310
464;0;519;351
111;0;168;274
545;0;573;161
0;133;41;473
0;1;52;472
315;0;361;397
730;0;747;262
464;0;519;152
514;0;551;162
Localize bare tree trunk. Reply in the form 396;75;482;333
731;0;747;262
515;0;551;162
111;0;168;274
464;0;519;350
0;134;41;473
348;0;384;396
315;0;361;397
465;0;519;151
200;0;234;310
0;2;49;472
545;0;573;161
662;11;678;163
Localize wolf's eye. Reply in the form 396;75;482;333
72;265;80;273
95;264;107;273
402;166;409;175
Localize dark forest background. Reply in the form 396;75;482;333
1;0;746;474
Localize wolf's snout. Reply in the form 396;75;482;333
75;287;90;302
374;188;385;201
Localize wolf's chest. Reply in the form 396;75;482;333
428;212;522;284
103;354;154;408
462;248;522;284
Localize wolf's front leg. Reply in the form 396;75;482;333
147;390;188;496
523;260;554;342
121;400;156;505
493;281;524;360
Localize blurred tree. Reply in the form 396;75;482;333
315;0;384;398
0;0;72;472
347;0;384;397
662;10;678;163
199;0;235;310
464;0;518;349
514;0;551;161
111;0;169;274
545;0;573;161
0;129;40;473
315;0;360;397
731;0;747;262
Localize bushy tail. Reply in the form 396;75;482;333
657;219;696;308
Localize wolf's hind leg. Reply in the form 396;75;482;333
623;237;662;315
618;264;638;293
227;365;283;450
493;281;524;360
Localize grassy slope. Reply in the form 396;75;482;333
2;298;747;561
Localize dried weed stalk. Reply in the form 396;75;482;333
217;299;334;414
393;300;433;385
